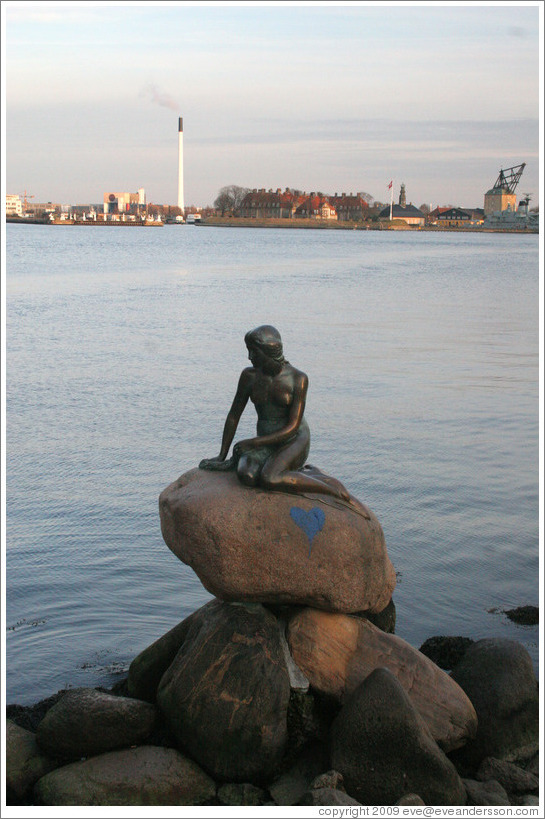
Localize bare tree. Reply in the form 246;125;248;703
214;185;250;216
214;190;233;216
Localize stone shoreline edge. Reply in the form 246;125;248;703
6;602;540;808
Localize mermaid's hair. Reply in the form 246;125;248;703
244;325;285;364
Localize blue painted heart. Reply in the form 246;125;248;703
290;506;326;557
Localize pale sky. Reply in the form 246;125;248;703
3;1;542;209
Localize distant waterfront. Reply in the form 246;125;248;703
199;216;538;233
6;223;539;704
6;215;538;234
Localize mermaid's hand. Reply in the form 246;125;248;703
232;439;255;460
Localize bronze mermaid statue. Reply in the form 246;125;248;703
199;325;368;516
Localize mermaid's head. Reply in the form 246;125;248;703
245;325;285;373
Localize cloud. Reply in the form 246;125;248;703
139;84;179;112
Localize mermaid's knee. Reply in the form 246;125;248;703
237;458;260;487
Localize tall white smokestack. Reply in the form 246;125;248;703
177;117;184;216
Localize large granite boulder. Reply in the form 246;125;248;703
287;607;477;752
157;600;290;783
449;639;539;769
159;468;395;614
330;668;467;806
128;608;204;702
36;688;156;760
34;746;215;806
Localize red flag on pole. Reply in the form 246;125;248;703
388;180;393;189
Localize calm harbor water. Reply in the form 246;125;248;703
5;223;540;704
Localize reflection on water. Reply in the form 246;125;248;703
6;225;539;703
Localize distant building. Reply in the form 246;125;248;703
328;193;369;221
483;164;525;216
436;207;471;227
239;188;368;221
6;194;23;216
428;206;450;223
484;187;517;217
378;184;425;226
103;188;146;215
239;188;303;218
27;202;61;216
294;193;338;220
464;208;485;225
427;206;484;226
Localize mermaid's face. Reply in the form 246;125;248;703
247;342;280;375
247;344;264;369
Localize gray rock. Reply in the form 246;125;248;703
524;752;539;777
504;605;538;626
269;741;329;806
510;795;540;806
463;778;510;806
6;720;58;799
331;668;466;806
476;757;539;794
159;468;396;614
503;744;540;774
450;639;539;769
419;636;474;670
6;690;66;734
34;745;216;805
298;788;362;805
36;688;156;760
157;600;290;783
310;770;345;791
217;783;270;805
395;794;426;805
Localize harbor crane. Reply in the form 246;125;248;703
491;163;526;194
18;190;35;212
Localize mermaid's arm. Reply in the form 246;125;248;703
199;369;252;468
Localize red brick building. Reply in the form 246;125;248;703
328;193;369;221
294;193;337;220
239;188;306;218
239;188;369;221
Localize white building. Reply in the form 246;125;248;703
6;195;23;216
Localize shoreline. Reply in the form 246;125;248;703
6;612;540;808
6;216;538;234
196;216;539;234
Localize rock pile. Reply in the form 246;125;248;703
6;469;540;807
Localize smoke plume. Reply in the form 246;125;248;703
140;84;179;111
